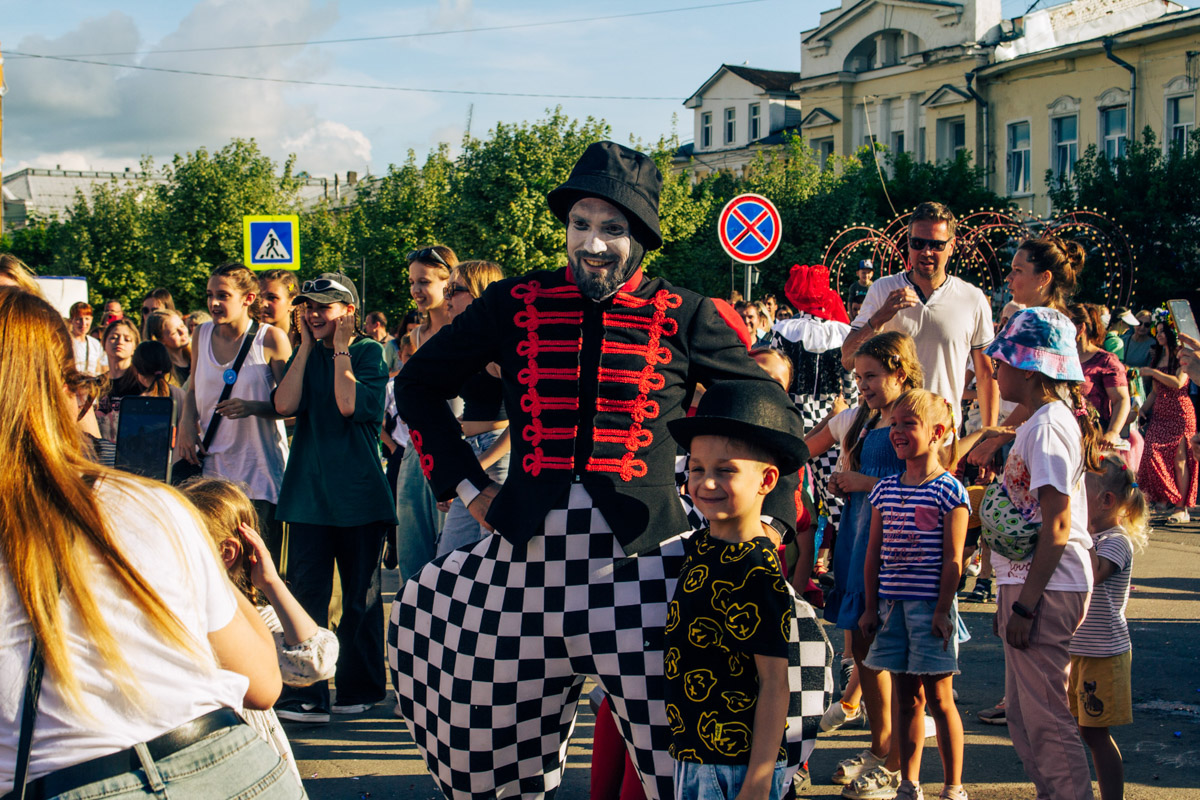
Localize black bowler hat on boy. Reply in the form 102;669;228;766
547;141;664;250
668;381;809;474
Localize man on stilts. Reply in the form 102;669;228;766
389;141;831;800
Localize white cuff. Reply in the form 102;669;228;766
456;479;481;507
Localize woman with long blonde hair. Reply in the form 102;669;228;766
0;288;305;798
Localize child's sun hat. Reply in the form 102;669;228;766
985;306;1083;381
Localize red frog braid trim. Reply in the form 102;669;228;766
585;288;683;481
523;447;574;476
586;452;649;481
408;429;435;480
512;279;584;477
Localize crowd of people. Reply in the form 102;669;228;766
0;140;1183;800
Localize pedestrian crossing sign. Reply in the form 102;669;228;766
243;215;300;271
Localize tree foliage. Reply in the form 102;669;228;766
5;113;1010;323
1048;128;1200;306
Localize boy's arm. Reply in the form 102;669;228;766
934;505;969;648
734;654;789;800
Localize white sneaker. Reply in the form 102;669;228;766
896;781;925;800
331;702;374;715
832;749;886;786
1168;508;1190;524
821;701;865;732
841;766;901;799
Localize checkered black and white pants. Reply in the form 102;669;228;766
387;484;832;800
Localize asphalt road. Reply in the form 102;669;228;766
289;519;1200;799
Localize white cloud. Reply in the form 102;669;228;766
5;0;375;177
282;120;372;175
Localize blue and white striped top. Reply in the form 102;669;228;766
868;472;970;601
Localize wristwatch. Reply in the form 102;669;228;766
1011;601;1035;620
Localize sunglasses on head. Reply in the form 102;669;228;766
141;307;153;316
443;284;471;299
300;278;353;297
408;247;449;268
908;236;952;252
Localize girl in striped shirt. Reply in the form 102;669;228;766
861;389;970;800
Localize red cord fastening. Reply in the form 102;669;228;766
519;390;579;416
596;395;660;422
598;365;666;393
517;334;583;358
522;417;578;447
586;452;648;481
523;447;574;476
593;423;654;452
511;281;583;304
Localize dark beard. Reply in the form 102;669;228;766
568;252;638;301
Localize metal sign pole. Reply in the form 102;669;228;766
743;263;753;303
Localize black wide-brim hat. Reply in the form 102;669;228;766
547;141;663;250
668;380;809;474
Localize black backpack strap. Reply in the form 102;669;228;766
10;640;45;800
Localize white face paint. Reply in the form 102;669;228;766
566;197;636;300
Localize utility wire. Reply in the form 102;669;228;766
7;0;770;58
2;49;688;100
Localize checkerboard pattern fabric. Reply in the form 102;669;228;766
388;484;832;800
794;392;844;532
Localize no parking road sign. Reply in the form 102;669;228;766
243;215;301;271
718;194;782;264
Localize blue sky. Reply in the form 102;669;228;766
1;0;1190;177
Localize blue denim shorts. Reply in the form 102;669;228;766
673;759;789;800
48;723;306;799
863;598;960;675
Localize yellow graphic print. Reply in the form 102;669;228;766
719;541;755;563
683;669;717;702
665;647;682;680
710;566;773;614
781;607;792;642
667;703;686;735
694;535;717;556
688;617;727;651
698;711;753;758
682;564;709;593
672;747;700;763
722;690;756;713
665;601;680;633
728;651;745;677
725;601;762;640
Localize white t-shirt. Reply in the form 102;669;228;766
852;272;994;423
0;477;248;790
990;402;1094;591
72;335;107;376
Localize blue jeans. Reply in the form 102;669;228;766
435;429;509;558
673;759;789;800
49;724;306;799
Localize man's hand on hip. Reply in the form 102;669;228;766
468;481;502;531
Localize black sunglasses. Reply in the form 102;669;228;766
443;284;471;299
141;306;153;316
408;247;449;268
908;236;952;252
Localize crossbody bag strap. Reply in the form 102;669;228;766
200;320;261;453
12;640;45;800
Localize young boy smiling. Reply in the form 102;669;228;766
666;381;810;800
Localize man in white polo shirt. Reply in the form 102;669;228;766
840;201;998;428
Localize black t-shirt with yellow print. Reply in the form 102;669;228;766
664;529;793;765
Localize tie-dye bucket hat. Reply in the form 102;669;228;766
986;306;1084;381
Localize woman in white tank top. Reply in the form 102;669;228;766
177;264;293;564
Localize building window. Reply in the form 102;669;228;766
917;126;926;162
724;108;736;145
814;137;835;169
1051;115;1078;181
890;130;905;154
1101;106;1127;159
936;117;966;161
749;103;761;141
1007;121;1031;195
701;112;712;149
1168;94;1195;149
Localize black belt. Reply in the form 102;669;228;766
13;708;243;800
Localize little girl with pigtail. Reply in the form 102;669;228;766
981;307;1104;800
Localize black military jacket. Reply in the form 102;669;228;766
395;267;806;556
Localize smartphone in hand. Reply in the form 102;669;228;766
1168;299;1200;342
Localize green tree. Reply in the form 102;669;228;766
1048;128;1200;306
